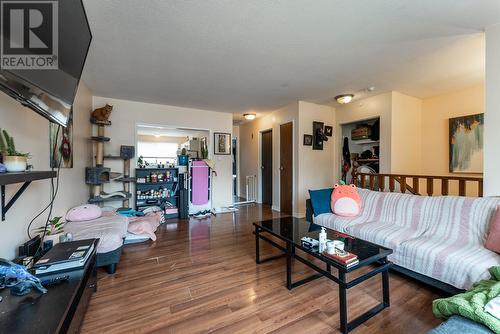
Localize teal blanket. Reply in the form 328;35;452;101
433;267;500;334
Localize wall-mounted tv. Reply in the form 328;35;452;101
0;0;92;127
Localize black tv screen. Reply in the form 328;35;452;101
0;0;92;127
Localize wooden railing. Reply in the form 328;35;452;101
354;172;484;197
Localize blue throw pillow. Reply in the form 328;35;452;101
308;188;333;216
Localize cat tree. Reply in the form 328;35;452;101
85;109;135;208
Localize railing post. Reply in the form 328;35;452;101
369;175;375;190
479;180;483;197
400;176;406;193
360;174;366;189
459;180;466;196
389;176;395;193
427;178;434;196
379;176;385;192
441;179;449;196
413;177;419;194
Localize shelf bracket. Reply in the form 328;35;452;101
1;182;32;221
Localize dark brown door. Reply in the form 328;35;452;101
280;122;293;214
261;130;273;205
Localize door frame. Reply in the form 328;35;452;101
257;127;273;204
260;129;273;206
278;120;295;215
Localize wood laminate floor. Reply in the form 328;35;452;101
81;204;443;334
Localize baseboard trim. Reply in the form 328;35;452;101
293;212;306;218
271;205;280;212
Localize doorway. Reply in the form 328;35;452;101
280;122;293;214
261;130;273;205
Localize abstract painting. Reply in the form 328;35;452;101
449;113;483;173
50;110;73;168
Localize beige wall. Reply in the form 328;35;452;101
334;92;392;182
0;82;92;259
239;101;334;217
421;85;483;196
297;101;335;215
333;88;485;196
239;102;299;212
421;85;484;176
485;23;500;197
92;96;234;208
391;92;422;174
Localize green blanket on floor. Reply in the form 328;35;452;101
433;266;500;334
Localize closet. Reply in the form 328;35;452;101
340;118;380;184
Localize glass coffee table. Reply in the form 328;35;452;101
254;217;392;334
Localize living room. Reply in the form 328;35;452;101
1;1;500;333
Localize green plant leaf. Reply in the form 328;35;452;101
0;128;6;154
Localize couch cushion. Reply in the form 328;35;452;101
393;236;500;289
345;221;422;255
486;206;500;253
420;196;499;246
309;188;333;216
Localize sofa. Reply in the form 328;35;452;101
308;188;500;292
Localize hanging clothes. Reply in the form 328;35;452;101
342;137;351;183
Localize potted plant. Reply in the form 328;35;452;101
178;147;188;166
0;129;31;172
32;216;65;245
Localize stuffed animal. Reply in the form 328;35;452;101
91;104;113;122
331;184;362;217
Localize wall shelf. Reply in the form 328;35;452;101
0;171;57;221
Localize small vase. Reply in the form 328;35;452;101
3;156;27;172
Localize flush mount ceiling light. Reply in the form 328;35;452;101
244;113;256;120
335;94;354;104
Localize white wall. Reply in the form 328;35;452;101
485;23;500;197
92;96;233;208
0;82;92;259
297;101;335;216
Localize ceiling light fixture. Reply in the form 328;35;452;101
244;113;256;120
154;134;161;138
335;94;354;104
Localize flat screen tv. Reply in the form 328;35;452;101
0;0;92;127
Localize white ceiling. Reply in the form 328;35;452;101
82;0;500;120
137;125;209;138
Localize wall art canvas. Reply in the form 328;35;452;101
214;132;231;155
50;110;73;168
449;113;483;173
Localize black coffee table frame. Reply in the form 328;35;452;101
254;223;391;334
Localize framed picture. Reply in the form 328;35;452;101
303;134;312;146
449;113;484;173
214;132;231;155
49;109;73;168
324;125;333;137
313;121;325;150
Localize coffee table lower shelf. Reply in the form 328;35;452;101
254;225;391;334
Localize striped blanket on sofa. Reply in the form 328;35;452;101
313;188;500;290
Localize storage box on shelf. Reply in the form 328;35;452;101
135;167;180;219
